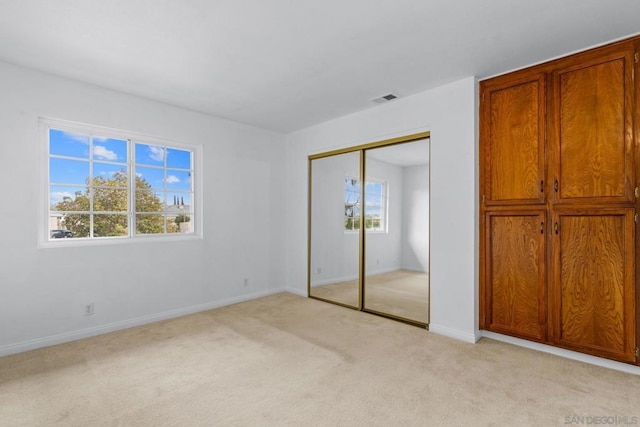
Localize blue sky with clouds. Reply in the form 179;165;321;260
49;129;192;208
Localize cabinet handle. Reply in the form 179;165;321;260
540;222;544;234
540;180;544;193
554;222;558;235
554;179;558;192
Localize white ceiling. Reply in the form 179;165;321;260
0;1;639;133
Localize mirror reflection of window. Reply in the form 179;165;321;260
344;177;360;231
344;177;387;232
364;179;386;232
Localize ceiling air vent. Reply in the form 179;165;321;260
371;93;399;104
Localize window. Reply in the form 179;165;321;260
43;119;200;244
344;177;386;232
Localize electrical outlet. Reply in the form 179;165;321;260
84;303;94;316
317;267;322;275
243;278;249;287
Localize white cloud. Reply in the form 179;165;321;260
149;146;165;162
93;145;118;161
62;131;89;144
165;175;180;184
50;191;74;204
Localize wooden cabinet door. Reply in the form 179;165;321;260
549;42;635;204
552;209;636;362
481;71;546;205
485;211;546;341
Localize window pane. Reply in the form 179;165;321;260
58;213;90;238
345;217;360;231
165;170;191;191
50;185;88;211
168;214;192;233
93;163;128;186
135;143;165;166
344;177;361;231
92;137;127;162
166;148;192;169
93;187;128;212
93;214;128;237
50;158;89;185
366;181;382;195
365;198;382;214
48;215;75;239
166;192;191;208
345;177;360;194
135;166;164;190
136;214;165;234
49;129;90;159
135;189;163;212
363;180;385;232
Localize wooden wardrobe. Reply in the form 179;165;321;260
479;36;640;364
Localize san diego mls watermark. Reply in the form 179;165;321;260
565;415;638;425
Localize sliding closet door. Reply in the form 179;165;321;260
308;151;361;308
363;139;430;325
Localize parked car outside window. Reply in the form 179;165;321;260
50;229;73;238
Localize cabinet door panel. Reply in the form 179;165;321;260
551;45;634;203
482;74;545;205
553;210;635;362
486;212;546;341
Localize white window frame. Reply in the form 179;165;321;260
344;176;387;233
39;117;203;247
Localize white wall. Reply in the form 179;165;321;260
401;164;429;273
285;76;478;342
0;61;287;355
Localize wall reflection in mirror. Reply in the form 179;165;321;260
308;135;429;326
363;139;429;324
309;151;360;308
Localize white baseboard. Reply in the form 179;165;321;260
429;323;480;343
481;331;640;376
285;287;308;297
0;288;288;358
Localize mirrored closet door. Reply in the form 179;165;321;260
363;139;429;324
308;133;430;326
308;150;361;309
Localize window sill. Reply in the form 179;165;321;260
343;230;387;235
38;233;203;249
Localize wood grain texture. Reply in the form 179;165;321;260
557;58;628;200
480;37;638;364
555;211;635;360
488;80;542;203
487;213;545;340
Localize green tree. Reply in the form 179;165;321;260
55;170;164;237
175;214;191;224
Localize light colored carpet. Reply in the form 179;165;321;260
310;270;428;323
310;277;359;307
1;293;639;426
364;270;428;323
